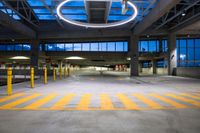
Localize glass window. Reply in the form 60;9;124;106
23;44;31;51
57;44;65;51
140;41;148;52
188;39;194;48
149;40;157;52
82;43;90;51
7;45;15;51
65;44;73;51
0;45;6;51
179;39;186;47
99;42;107;51
116;42;124;52
15;44;23;51
195;39;200;47
90;43;99;51
74;43;82;51
124;42;128;52
187;48;194;67
107;42;115;51
46;44;56;51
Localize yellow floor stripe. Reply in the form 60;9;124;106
100;94;114;110
165;93;200;107
0;93;41;109
117;93;140;110
180;93;200;100
149;93;188;108
50;93;75;110
76;94;92;110
0;93;25;103
24;94;57;109
133;94;163;109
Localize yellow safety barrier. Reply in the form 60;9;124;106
7;67;12;96
64;67;67;78
53;67;56;81
59;68;62;80
30;68;34;88
44;67;47;84
67;67;70;76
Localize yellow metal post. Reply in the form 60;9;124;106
44;67;47;84
64;67;67;78
7;67;12;95
53;67;56;81
67;67;70;77
30;68;34;88
59;67;62;80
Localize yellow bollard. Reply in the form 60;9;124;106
64;67;67;78
30;68;34;88
67;67;70;77
7;67;12;96
59;68;62;80
44;67;47;84
53;67;56;81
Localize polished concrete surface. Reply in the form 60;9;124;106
0;70;200;133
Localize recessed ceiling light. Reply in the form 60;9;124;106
10;56;30;60
65;56;85;60
181;12;186;16
57;0;138;28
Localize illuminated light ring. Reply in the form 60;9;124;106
57;0;138;28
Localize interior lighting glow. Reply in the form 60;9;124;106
10;56;30;60
57;0;138;28
65;56;85;60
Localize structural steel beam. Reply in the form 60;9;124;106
133;0;181;35
0;10;36;38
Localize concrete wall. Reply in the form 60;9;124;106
176;67;200;78
140;68;167;75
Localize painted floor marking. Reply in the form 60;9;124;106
132;93;164;109
0;93;25;103
100;94;114;110
0;92;200;111
149;93;188;108
165;93;200;107
24;94;57;109
117;93;140;110
0;93;41;109
76;94;92;110
50;93;75;110
180;93;200;100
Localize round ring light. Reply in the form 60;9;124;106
57;0;138;28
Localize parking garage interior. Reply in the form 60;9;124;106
0;0;200;133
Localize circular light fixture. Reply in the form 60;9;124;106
57;0;138;28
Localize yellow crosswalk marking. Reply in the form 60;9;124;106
100;94;114;110
133;94;163;109
149;93;188;108
50;93;75;110
24;94;57;109
165;93;200;107
76;94;92;110
0;93;41;109
117;93;140;110
180;93;200;100
0;93;25;103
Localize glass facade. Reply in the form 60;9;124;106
177;38;200;67
139;40;167;52
0;44;31;51
45;41;128;52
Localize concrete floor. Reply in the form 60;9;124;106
0;70;200;133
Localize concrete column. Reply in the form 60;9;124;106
30;40;39;70
130;35;139;76
152;59;157;74
167;33;177;75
